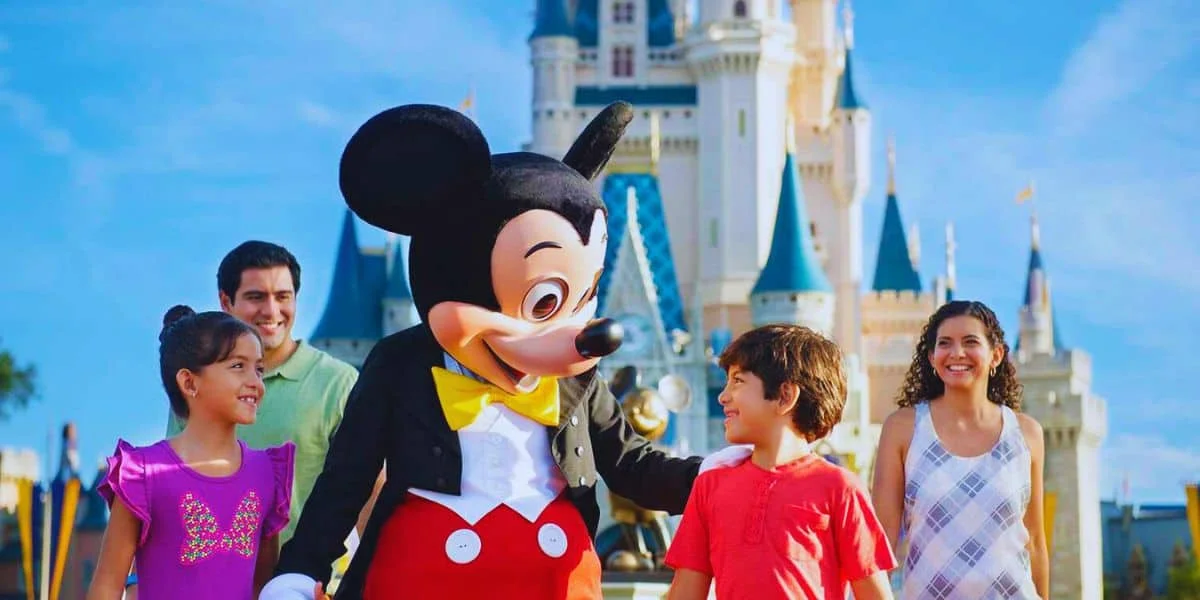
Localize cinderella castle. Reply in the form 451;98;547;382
305;1;1109;597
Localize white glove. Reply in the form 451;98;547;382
698;444;753;474
259;573;318;600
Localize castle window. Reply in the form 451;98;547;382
612;45;634;78
734;0;748;18
738;109;746;137
613;1;635;23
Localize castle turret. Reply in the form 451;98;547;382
54;423;80;484
789;0;839;125
310;210;379;367
1016;212;1063;358
860;137;936;424
749;127;834;335
382;234;418;335
869;138;921;294
687;0;794;335
1013;212;1107;600
825;3;869;353
529;0;578;158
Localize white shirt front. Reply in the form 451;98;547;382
407;355;567;525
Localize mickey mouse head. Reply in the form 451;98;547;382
338;102;634;394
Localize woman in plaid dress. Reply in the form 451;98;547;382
870;301;1049;599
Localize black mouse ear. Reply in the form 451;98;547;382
562;101;634;181
339;104;492;235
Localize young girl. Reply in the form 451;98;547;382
87;305;295;600
871;300;1049;599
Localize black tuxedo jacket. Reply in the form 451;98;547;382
274;324;702;599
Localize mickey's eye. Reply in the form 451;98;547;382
522;279;568;321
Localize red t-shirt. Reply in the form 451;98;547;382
665;454;897;599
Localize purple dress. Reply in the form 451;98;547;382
99;438;295;599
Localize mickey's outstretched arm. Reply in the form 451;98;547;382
266;342;394;593
586;373;702;515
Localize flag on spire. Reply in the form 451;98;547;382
1016;180;1035;204
458;86;475;120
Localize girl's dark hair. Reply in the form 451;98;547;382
897;300;1023;409
159;304;260;419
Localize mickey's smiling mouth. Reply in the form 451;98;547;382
483;340;538;392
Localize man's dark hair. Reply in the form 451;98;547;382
718;324;847;441
217;241;302;301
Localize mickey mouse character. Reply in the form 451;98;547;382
260;102;749;599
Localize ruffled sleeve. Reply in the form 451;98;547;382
263;442;296;538
96;439;152;546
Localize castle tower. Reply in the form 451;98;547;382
1013;215;1107;600
788;0;840;127
825;2;870;354
933;221;957;304
529;0;579;158
1016;212;1062;357
861;138;935;423
382;233;418;335
310;210;379;368
749;126;834;335
687;0;794;334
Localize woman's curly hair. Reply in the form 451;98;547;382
897;300;1023;409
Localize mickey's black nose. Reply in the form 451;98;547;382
576;318;624;358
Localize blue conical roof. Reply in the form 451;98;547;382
752;151;832;294
531;0;573;39
870;193;922;293
311;210;379;340
1016;235;1064;351
834;49;867;110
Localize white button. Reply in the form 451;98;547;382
444;529;482;564
537;523;568;558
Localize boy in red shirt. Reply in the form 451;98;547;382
665;324;896;599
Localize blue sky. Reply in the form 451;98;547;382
0;0;1196;503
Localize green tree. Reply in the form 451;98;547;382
0;341;37;420
1167;541;1200;600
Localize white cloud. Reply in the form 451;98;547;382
0;88;75;155
1045;0;1198;137
296;99;341;129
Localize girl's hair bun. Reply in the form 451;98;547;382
160;304;196;341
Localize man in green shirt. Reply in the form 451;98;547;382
165;241;376;543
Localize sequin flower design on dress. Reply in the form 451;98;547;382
179;491;263;565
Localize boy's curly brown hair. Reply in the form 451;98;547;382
897;300;1023;409
718;324;846;441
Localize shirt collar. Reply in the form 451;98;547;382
268;340;320;381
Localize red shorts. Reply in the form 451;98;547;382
364;493;602;599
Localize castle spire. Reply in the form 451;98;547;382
54;422;79;483
834;0;865;110
752;123;831;296
1017;211;1063;354
530;0;573;40
843;0;855;50
870;138;921;293
750;133;834;333
311;209;376;341
886;135;896;196
945;221;957;300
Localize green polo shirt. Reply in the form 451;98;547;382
166;340;358;544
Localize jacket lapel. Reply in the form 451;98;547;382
402;326;463;457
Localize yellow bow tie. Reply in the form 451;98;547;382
431;367;561;431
